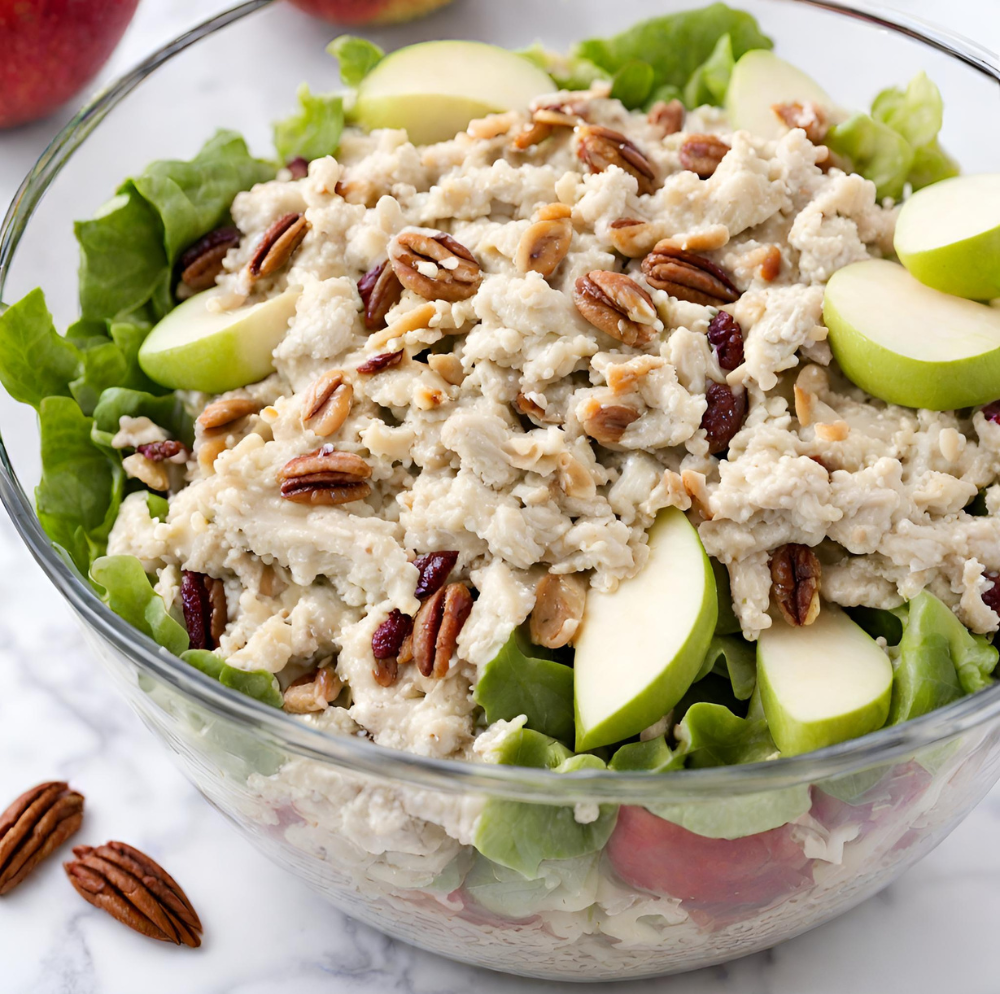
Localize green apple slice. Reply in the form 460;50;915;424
138;287;299;393
726;50;834;141
895;174;1000;301
352;40;554;145
574;508;717;752
824;258;1000;410
757;606;892;756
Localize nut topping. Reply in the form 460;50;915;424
371;609;415;687
701;380;747;455
196;397;259;432
647;99;685;135
388;230;482;302
283;665;341;713
574;271;660;348
245;212;309;282
122;453;171;493
577;125;657;195
0;782;84;895
515;217;573;278
770;544;822;627
64;841;202;947
641;242;740;306
512;101;585;150
412;582;473;678
177;226;240;292
772;101;828;143
679;134;731;178
358;260;403;330
582;404;641;446
530;573;587;649
413;550;459;599
136;440;189;463
278;445;373;506
302;370;353;437
180;571;227;651
513;392;560;426
706;311;744;371
356;350;403;375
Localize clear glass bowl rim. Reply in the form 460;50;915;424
1;0;999;804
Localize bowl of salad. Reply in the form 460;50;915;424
2;0;1000;979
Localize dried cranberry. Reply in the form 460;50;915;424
136;440;188;462
413;551;459;599
372;609;414;660
180;571;226;651
983;571;1000;617
706;311;744;371
701;380;747;456
286;156;309;179
981;401;1000;424
356;351;403;374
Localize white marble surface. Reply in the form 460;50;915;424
0;1;999;991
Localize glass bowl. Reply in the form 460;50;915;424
2;0;1000;981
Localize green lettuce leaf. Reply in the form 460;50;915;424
676;701;778;768
609;60;655;109
683;32;735;109
36;397;123;575
473;728;618;877
90;387;193;449
273;83;345;164
573;3;771;107
848;604;907;645
872;71;943;149
90;555;189;656
609;734;684;772
888;590;997;724
76;130;274;323
182;650;283;708
908;139;960;191
702;634;756;700
517;44;606;92
327;35;384;87
473;628;574;743
712;558;741;635
145;492;170;521
827;112;915;201
0;288;81;408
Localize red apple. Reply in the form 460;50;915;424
607;805;813;909
287;0;454;25
0;0;139;129
811;761;933;833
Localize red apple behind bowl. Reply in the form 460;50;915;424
287;0;454;25
0;0;139;129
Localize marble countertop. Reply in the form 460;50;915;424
1;1;998;991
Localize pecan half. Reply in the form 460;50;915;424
358;260;404;330
413;550;459;599
371;609;414;687
177;227;240;292
197;397;259;432
136;440;189;463
302;370;353;437
286;156;309;179
648;99;685;136
772;101;828;143
583;404;640;446
679;134;731;178
512;101;586;150
641;242;740;306
701;380;747;455
577;125;656;195
356;350;403;375
283;665;341;713
513;392;559;426
770;544;821;627
515;217;572;277
412;583;473;678
706;311;744;371
574;271;660;348
64;841;202;947
180;571;227;651
0;782;83;895
246;212;309;282
388;230;482;302
278;445;372;506
530;573;587;649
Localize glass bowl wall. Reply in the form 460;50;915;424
1;0;999;980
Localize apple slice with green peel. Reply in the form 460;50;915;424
824;259;1000;410
726;50;834;141
573;508;717;752
351;41;554;145
138;287;299;393
895;175;1000;301
757;606;892;757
